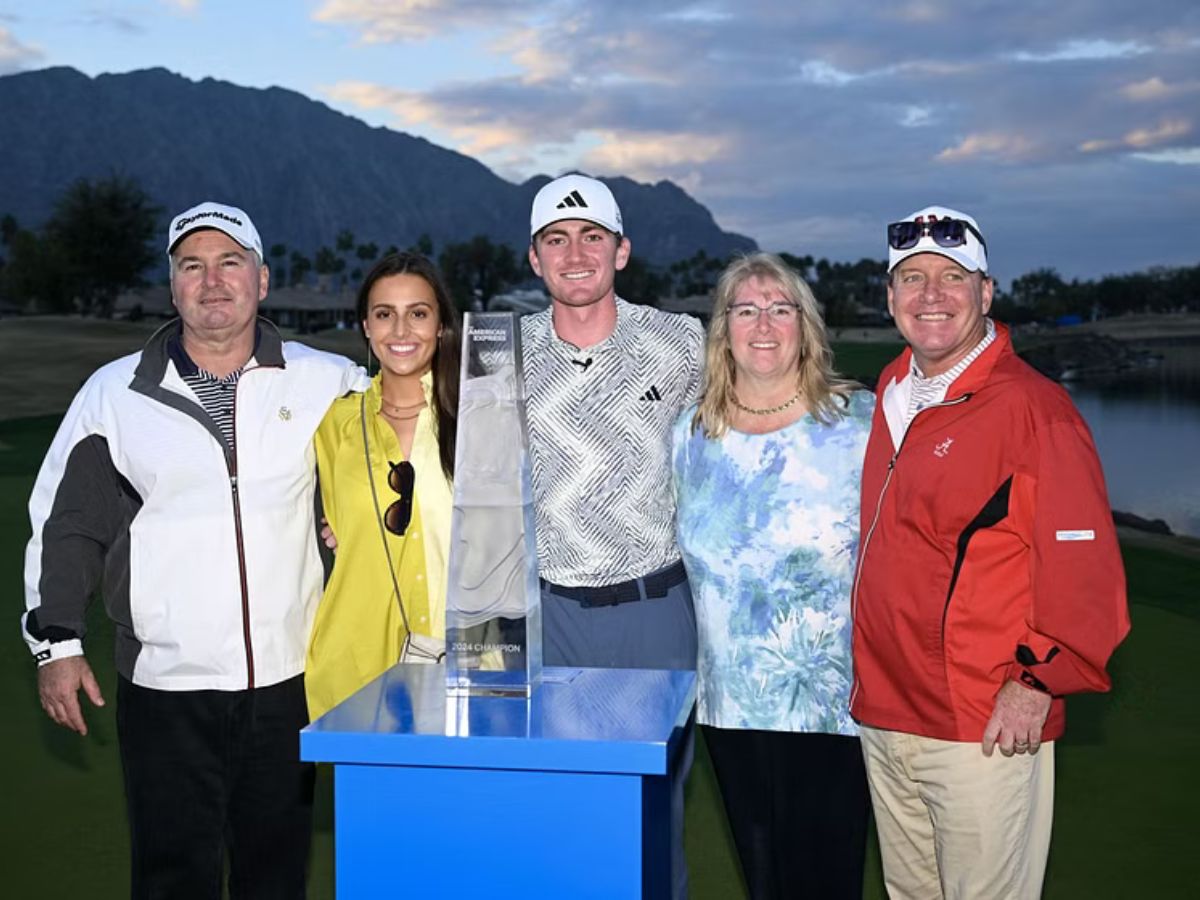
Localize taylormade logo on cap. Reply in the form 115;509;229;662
167;201;263;259
530;174;623;238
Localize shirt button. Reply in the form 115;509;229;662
419;616;427;623
416;574;424;581
411;531;419;539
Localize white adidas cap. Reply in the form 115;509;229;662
530;174;623;238
167;201;263;259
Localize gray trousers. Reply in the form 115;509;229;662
541;567;697;900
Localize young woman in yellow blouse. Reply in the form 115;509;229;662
305;252;461;719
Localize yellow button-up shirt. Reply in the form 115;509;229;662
305;372;452;719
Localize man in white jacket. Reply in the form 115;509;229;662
22;201;365;899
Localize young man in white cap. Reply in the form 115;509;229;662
851;205;1130;898
23;201;366;898
522;173;704;898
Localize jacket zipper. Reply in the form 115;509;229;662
226;363;283;690
228;466;254;689
849;391;972;709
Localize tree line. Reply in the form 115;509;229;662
2;176;1196;325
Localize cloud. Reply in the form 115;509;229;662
1080;118;1193;153
797;60;862;87
1131;147;1200;165
314;2;1200;279
0;26;43;72
159;0;200;11
582;131;731;178
937;132;1038;163
1008;38;1151;63
661;5;734;24
75;10;146;34
313;0;530;42
899;105;935;128
883;2;943;24
324;80;425;121
1121;76;1200;101
1125;118;1192;147
323;78;565;170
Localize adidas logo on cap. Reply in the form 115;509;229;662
531;174;623;237
556;190;589;210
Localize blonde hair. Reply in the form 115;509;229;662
693;252;857;437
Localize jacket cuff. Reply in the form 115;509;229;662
32;638;84;667
1007;662;1050;694
1009;643;1057;694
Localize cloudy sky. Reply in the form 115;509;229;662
2;1;1197;282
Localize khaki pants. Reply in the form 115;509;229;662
860;724;1054;900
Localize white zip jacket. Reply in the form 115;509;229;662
22;319;367;691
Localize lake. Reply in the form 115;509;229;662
1064;340;1200;538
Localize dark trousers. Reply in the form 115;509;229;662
702;726;870;900
116;675;315;900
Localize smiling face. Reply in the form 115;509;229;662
727;275;802;385
888;252;993;377
170;229;268;346
528;219;631;311
362;272;441;380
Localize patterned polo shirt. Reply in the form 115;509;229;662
521;298;705;587
168;333;255;451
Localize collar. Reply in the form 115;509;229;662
365;369;435;414
886;319;1011;401
135;318;282;385
909;317;996;386
545;296;629;356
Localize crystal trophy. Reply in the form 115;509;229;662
444;312;543;696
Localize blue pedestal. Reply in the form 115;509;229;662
302;664;696;899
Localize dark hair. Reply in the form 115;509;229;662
357;251;461;480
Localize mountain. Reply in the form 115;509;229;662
0;66;755;265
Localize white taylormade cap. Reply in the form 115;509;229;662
167;201;263;259
887;205;988;274
530;174;623;238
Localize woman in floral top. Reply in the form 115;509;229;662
672;252;874;899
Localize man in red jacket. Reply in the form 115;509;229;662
851;205;1130;899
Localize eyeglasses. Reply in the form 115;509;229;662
385;460;415;536
726;303;800;324
887;218;987;253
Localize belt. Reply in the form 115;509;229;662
541;560;688;609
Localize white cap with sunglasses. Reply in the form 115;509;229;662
887;205;988;275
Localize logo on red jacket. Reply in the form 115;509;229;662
933;437;954;458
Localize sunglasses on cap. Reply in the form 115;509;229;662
385;460;415;536
887;217;987;253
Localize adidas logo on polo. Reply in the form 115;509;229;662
640;386;663;402
556;190;589;210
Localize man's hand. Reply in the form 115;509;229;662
320;517;338;552
37;656;105;736
982;679;1052;757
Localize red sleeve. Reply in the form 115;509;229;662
1006;416;1131;696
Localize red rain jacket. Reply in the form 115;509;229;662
851;324;1131;742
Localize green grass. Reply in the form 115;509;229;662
4;392;1197;897
830;340;906;385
